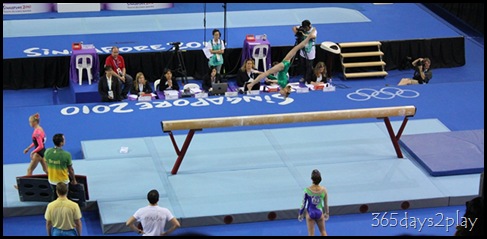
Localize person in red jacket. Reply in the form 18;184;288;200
104;46;134;99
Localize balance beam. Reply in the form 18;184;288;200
161;105;416;174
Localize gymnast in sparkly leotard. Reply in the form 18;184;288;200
298;169;329;236
24;113;48;176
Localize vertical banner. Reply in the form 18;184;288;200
3;3;54;14
103;3;173;11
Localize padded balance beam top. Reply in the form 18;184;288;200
162;105;416;131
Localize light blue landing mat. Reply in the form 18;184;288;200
3;119;481;234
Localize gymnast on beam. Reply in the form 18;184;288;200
247;28;316;98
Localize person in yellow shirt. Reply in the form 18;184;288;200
45;182;82;236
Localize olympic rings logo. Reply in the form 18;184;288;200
347;87;420;101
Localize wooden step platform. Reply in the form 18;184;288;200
343;71;388;78
339;41;387;79
342;61;386;68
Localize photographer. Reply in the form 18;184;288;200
398;57;432;85
292;20;317;82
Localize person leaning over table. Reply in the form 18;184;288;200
202;66;226;92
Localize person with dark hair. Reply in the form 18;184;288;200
159;68;180;92
44;133;77;201
205;29;225;74
454;196;484;236
398;57;432;85
298;169;329;236
98;65;122;102
126;189;181;236
292;19;317;82
247;28;316;98
202;66;226;92
104;46;134;99
45;182;82;236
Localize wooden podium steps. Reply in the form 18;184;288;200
338;41;388;79
342;61;386;68
344;71;389;79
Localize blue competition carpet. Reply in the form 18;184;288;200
3;204;468;236
3;82;484;163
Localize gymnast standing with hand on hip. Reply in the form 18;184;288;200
298;169;329;236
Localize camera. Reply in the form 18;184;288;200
417;60;424;66
295;26;306;43
295;26;306;37
168;42;181;51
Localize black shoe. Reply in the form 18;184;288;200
122;95;128;99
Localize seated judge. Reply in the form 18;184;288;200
129;72;154;99
98;65;122;102
202;66;226;92
236;58;262;88
306;61;329;86
158;68;180;91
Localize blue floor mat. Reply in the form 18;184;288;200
399;130;484;176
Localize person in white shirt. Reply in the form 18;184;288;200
292;20;317;82
205;29;225;74
126;189;180;236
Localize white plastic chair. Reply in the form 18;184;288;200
154;79;161;91
252;44;269;72
75;54;93;85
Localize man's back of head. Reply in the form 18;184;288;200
56;182;68;196
147;189;159;205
